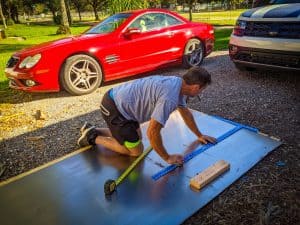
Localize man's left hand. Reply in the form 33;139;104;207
198;135;217;144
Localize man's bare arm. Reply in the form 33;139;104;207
177;107;216;144
178;107;202;137
147;118;183;164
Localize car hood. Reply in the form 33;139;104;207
16;34;108;56
241;3;300;19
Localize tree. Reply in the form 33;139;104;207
65;0;72;25
3;0;13;25
56;0;71;34
0;0;7;28
188;0;195;21
44;0;60;24
71;0;87;21
23;0;40;20
228;0;245;9
10;2;19;23
149;0;161;8
2;0;22;24
107;0;148;14
87;0;102;20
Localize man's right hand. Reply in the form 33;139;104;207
166;154;184;165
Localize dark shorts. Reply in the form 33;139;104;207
100;90;140;147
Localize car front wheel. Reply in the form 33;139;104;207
61;54;102;95
182;38;204;68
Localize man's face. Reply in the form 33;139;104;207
189;84;206;97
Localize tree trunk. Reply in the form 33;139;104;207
78;10;82;21
7;3;12;21
65;0;72;25
93;6;99;21
50;9;56;19
57;0;71;34
11;4;19;23
0;1;7;28
61;0;69;27
74;5;82;21
188;0;193;21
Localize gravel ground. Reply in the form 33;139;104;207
0;51;299;225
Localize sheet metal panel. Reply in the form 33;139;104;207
0;110;281;225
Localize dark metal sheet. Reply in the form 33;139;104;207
0;110;281;225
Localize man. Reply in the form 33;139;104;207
77;67;216;165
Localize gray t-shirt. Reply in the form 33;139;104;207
111;76;187;126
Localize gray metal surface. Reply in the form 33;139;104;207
0;110;281;225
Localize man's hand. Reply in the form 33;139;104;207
166;154;184;165
198;135;217;145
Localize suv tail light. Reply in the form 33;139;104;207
233;20;247;36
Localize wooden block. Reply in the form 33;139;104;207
190;160;230;190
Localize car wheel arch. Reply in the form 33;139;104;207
60;51;104;73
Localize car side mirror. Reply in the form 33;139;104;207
123;28;141;39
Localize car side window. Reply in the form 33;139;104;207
146;13;168;30
147;13;183;30
153;13;168;29
165;14;183;26
128;13;183;33
128;15;150;32
128;17;146;32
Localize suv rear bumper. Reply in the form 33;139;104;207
229;35;300;71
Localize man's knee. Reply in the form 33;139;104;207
126;142;143;157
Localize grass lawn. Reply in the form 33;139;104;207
214;28;233;50
181;9;245;25
0;10;241;91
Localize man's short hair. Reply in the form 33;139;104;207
182;66;211;86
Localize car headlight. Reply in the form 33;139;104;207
18;56;31;69
237;20;247;29
18;54;42;69
233;20;247;36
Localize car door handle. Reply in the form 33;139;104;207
167;31;174;37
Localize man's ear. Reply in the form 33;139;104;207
190;84;200;91
198;84;207;91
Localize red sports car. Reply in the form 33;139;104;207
5;9;214;95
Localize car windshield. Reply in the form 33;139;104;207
270;0;300;4
86;13;132;34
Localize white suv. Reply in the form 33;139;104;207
229;0;300;71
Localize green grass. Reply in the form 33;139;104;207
0;10;242;91
180;9;245;25
214;28;232;51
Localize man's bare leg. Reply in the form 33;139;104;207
94;128;143;156
95;128;111;137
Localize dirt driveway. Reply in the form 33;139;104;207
0;51;299;225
